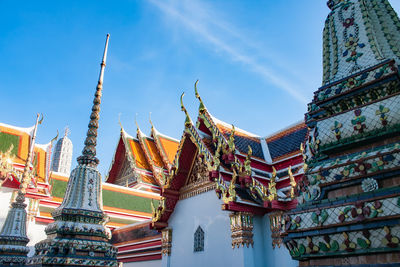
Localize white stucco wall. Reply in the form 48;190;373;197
262;215;298;267
165;191;246;267
163;190;299;267
121;259;161;267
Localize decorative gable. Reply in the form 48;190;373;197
114;153;136;186
179;155;215;200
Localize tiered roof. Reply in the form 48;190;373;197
106;123;179;192
151;82;308;230
0;121;163;231
0;122;53;197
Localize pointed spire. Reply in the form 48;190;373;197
0;113;42;265
77;33;109;166
64;126;70;137
29;34;117;266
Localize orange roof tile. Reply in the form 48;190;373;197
157;136;179;164
0;124;50;184
0;124;31;165
34;146;47;183
128;139;151;170
144;138;165;168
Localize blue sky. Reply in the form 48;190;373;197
1;0;400;177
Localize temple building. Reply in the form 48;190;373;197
147;85;308;267
106;122;179;264
0;0;399;266
283;0;400;266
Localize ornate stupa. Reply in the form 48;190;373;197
51;127;73;176
283;0;400;266
29;34;118;266
0;114;42;265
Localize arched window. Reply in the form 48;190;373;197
194;226;204;252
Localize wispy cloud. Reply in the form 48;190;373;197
147;0;309;104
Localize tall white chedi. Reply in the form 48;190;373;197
51;128;73;175
29;34;118;267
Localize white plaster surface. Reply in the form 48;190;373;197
165;191;245;267
162;190;299;267
121;259;161;267
262;215;298;267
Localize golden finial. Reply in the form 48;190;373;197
228;125;235;153
149;112;154;129
51;130;59;144
247;145;252;157
135;113;139;129
288;166;296;198
118;113;124;133
194;80;206;113
180;92;191;126
271;166;277;182
135;113;143;138
243;145;252;176
38;113;44;125
266;166;277;201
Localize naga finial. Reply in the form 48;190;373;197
288;166;297;199
118;113;124;133
51;130;59;144
244;145;252;176
247;145;252;157
271;166;277;182
149;112;154;129
194;80;206;113
135;113;143;138
228;125;236;153
268;166;277;201
180;92;191;126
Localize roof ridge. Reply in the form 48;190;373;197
121;128;135;140
208;113;260;138
264;120;306;140
0;122;35;136
35;142;52;151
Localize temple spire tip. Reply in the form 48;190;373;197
78;34;110;166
